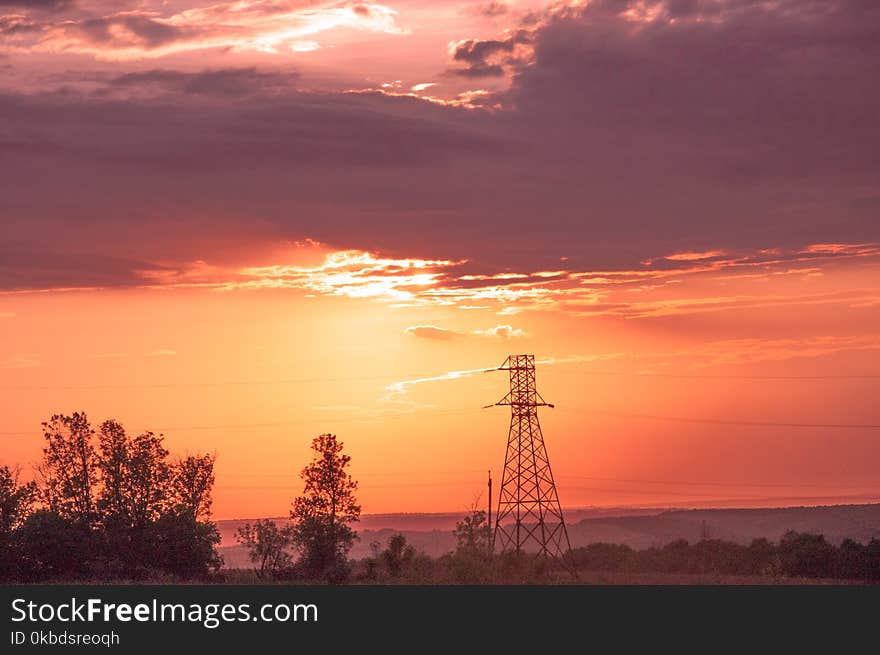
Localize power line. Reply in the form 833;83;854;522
0;407;487;437
0;372;422;392
206;469;880;492
214;481;880;493
561;370;880;381
559;486;880;500
4;406;879;437
562;409;880;430
2;367;878;392
558;474;880;490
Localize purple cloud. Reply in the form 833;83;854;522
1;0;878;292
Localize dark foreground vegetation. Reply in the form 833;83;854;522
1;412;220;582
3;412;879;584
225;509;880;584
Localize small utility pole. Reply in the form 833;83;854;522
487;469;493;556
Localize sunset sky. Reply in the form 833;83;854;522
1;0;879;520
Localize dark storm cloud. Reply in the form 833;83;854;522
446;62;504;78
0;248;171;292
107;68;300;97
1;0;879;291
72;14;187;48
451;37;516;64
447;29;531;77
0;0;73;11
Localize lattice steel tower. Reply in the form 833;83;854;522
485;354;571;558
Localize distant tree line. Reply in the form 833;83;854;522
0;412;220;582
567;533;880;581
348;524;880;584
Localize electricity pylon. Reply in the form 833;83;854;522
484;354;572;559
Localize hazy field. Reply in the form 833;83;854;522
217;502;880;568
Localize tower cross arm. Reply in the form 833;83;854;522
483;399;555;409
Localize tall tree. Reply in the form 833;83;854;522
171;453;216;520
290;433;360;582
97;421;171;526
38;412;98;525
97;419;128;523
96;421;172;573
125;431;171;527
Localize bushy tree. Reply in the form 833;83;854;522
453;508;491;556
236;519;294;579
38;413;98;526
836;538;868;580
568;542;634;572
172;454;216;520
290;433;360;582
447;508;493;583
382;533;416;578
779;531;836;578
150;507;223;579
98;421;171;528
15;510;93;581
0;466;37;581
0;466;36;537
747;537;781;576
9;411;223;581
865;538;880;581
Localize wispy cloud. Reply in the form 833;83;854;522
384;352;626;400
383;365;495;401
149;349;177;357
237;250;463;301
383;334;880;399
405;323;527;339
7;242;880;321
219;241;880;318
473;324;527;338
404;325;460;340
0;1;405;60
662;250;727;262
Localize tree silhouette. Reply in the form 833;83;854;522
0;465;36;537
172;453;216;520
0;466;37;581
382;533;416;578
10;411;222;581
448;507;493;583
97;421;171;528
290;433;360;582
236;519;294;579
453;508;491;556
39;412;98;526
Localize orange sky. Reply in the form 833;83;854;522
2;242;879;519
2;0;880;518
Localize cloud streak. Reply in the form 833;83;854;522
0;0;405;59
5;242;879;322
473;324;527;338
404;325;460;340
